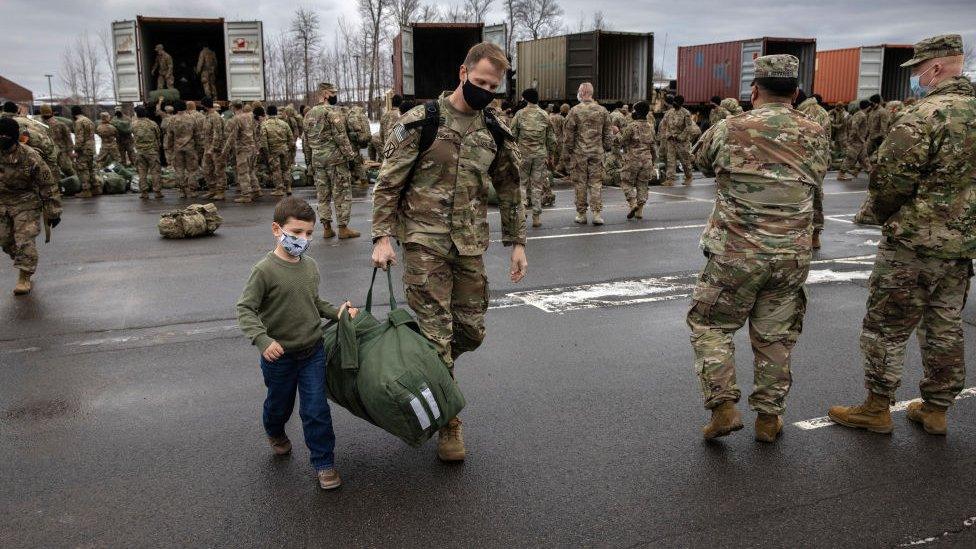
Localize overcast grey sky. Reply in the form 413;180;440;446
2;0;974;97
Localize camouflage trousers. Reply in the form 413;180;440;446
521;154;548;216
134;151;162;194
350;154;367;185
687;253;811;415
572;155;604;214
813;186;824;232
157;74;174;89
73;153;97;194
118;137;136;166
604;151;622;189
233;148;256;194
403;242;488;371
840;141;870;176
860;241;972;408
315;163;352;226
663;139;693;184
0;205;41;274
302;139;312;176
96;143;121;169
267;149;291;193
170;149;199;195
56;150;75;178
201;149;227;192
620;155;655;208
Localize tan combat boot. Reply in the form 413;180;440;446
211;192;225;201
661;180;674;187
827;392;892;433
812;230;822;250
532;213;541;228
78;190;93;198
154;191;164;199
837;172;853;181
684;174;693;186
13;270;31;296
233;195;252;204
635;205;645;219
437;417;466;462
574;213;587;224
906;401;947;435
268;434;292;456
139;192;149;200
755;413;784;443
702;401;744;440
200;191;214;199
592;212;604;226
253;188;264;198
321;222;336;239
271;189;286;197
337;226;361;239
627;201;639;219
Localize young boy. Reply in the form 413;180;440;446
237;197;357;490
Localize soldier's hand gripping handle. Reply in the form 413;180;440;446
371;236;398;270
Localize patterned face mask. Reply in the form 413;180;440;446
278;231;310;257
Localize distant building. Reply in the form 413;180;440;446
0;75;34;105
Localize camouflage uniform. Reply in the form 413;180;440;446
163;113;200;197
73;114;97;194
709;104;731;127
1;114;60;181
617;117;657;210
304;101;356;227
201;109;227;195
853;72;976;408
111;115;136;166
797;97;831;235
41;114;75;177
865;102;889;162
131;117;162;195
659;105;695;185
222;110;257;196
563;100;611;215
510;103;555;217
346;106;372;185
829;105;849;163
721;98;743;115
373;94;526;370
0;142;62;274
250;109;262;188
281;106;302;167
379;108;400;145
196;47;218;99
153;48;174;89
840;108;870;176
261;115;295;194
188;107;208;189
688;54;830;415
95;119;121;169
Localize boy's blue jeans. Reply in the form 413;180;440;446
259;342;336;471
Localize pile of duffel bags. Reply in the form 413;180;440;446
323;268;465;447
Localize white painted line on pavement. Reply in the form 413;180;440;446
826;190;867;195
504;223;708;242
647;191;714;203
794;387;976;430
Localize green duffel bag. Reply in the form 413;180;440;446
110;163;135;181
291;166;310;187
100;171;128;194
486;182;498;206
323;268;465;447
148;88;181;104
60;175;81;196
160;167;178;189
55;116;74;128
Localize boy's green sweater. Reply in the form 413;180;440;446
236;252;339;353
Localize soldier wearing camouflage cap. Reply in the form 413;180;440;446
829;34;975;436
304;82;359;239
689;54;830;443
38;105;75;179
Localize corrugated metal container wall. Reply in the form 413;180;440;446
814;47;860;104
881;46;913;101
392;33;403;96
516;35;568;102
597;33;652;102
676;41;742;105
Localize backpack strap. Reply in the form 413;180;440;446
482;108;511;149
401;100;441;155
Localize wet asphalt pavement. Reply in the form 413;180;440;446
2;174;975;548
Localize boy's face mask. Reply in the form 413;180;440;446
278;231;310;257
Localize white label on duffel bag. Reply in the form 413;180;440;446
409;397;431;430
420;386;441;420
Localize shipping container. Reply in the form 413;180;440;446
814;45;913;105
676;37;816;107
516;31;654;103
392;23;508;100
112;16;266;103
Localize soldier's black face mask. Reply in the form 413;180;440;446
462;78;495;111
327;95;338;105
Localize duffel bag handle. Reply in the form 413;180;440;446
365;267;398;313
336;308;359;370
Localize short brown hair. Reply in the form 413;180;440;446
464;42;509;72
273;197;316;225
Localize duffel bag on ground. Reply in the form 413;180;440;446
148;88;181;104
60;175;81;196
100;171;128;194
110;163;135;182
157;203;222;239
160;167;178;189
323;268;465;447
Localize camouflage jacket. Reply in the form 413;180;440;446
866;104;888;143
73;115;95;155
511;103;556;158
202;110;226;150
44;116;73;152
95;122;118;146
659;107;694;142
379;109;400;145
609;110;631;131
222;112;256;156
372;93;526;256
346;107;372;148
709;105;731;127
163;113;198;152
111;116;132;139
281;107;302;149
830;107;848;139
617;118;657;163
721;98;743;115
0;114;60;174
303;103;355;167
153;51;173;74
131;118;161;154
261;116;294;154
859;77;976;259
548;113;564;143
563;100;611;159
0;142;61;219
848;110;869;144
693;102;829;257
797;97;830;138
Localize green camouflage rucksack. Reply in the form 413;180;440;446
157;203;222;239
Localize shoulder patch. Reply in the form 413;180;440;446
384;123;412;158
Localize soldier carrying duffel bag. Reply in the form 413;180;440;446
323;268;465;448
157;203;223;239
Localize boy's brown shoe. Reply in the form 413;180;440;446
437;418;466;462
268;434;292;456
702;401;743;440
906;401;947;435
317;468;342;490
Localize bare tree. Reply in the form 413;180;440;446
391;0;422;27
418;4;441;21
58;46;82;102
965;46;976;73
592;10;608;31
359;0;388;118
291;7;322;102
463;0;493;22
97;29;119;104
62;32;106;106
514;0;564;40
444;4;468;22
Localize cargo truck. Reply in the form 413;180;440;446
111;16;266;104
814;45;913;105
392;23;508;100
676;37;816;108
516;30;654;104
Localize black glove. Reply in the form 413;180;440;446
48;216;61;229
